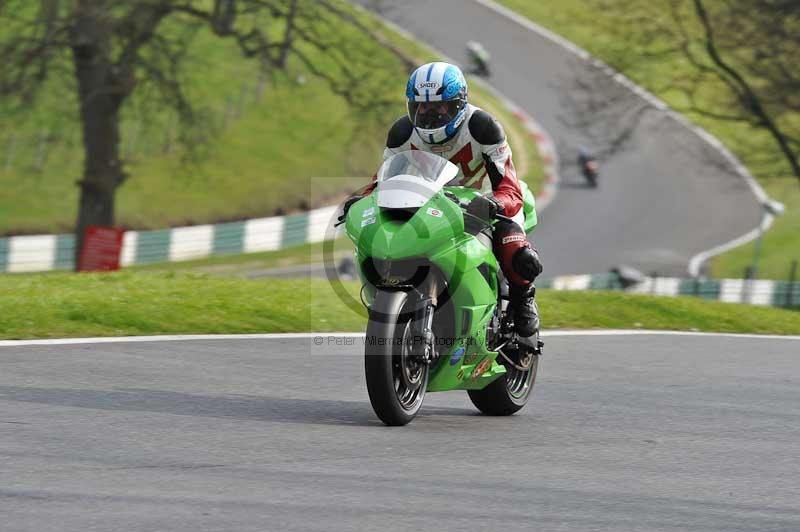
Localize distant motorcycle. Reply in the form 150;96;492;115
578;147;599;188
466;41;491;78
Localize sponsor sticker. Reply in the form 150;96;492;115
471;359;492;380
427;207;443;218
430;144;452;154
456;369;464;380
501;234;527;245
361;217;376;227
362;207;375;217
451;112;467;130
417;81;440;89
449;346;465;366
463;353;480;365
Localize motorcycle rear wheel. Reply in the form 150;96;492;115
467;348;538;416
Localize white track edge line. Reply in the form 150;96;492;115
687;216;774;277
1;329;798;347
472;0;773;276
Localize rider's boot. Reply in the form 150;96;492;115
510;283;539;338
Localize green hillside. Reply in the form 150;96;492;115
0;3;543;237
0;4;392;235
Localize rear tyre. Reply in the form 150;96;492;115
365;291;429;426
467;344;538;416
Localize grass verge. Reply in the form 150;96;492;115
0;271;796;340
711;178;800;280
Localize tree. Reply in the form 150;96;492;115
586;0;800;182
0;0;414;266
682;0;799;179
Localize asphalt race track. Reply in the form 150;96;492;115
2;334;799;531
355;0;763;277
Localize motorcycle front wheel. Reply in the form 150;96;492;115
364;290;429;426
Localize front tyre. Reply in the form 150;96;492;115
468;348;538;416
365;290;429;426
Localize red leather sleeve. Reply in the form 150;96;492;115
483;144;523;217
361;174;377;196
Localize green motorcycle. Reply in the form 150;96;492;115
344;151;543;426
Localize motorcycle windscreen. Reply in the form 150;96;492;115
376;152;458;209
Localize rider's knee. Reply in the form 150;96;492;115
512;246;543;282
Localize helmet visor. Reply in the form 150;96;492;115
408;99;465;130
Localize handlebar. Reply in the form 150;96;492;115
445;192;513;227
444;191;462;206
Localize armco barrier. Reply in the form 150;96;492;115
0;205;339;273
2;223;797;309
536;273;799;309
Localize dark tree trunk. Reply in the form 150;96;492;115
70;4;126;268
277;0;298;68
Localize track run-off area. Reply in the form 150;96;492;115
2;332;799;531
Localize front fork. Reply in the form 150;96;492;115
413;271;444;365
417;299;436;365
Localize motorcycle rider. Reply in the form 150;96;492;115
466;41;491;77
577;145;599;181
577;146;594;166
343;62;542;338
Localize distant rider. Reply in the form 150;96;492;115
577;146;592;165
466;41;491;77
344;62;542;338
577;146;599;178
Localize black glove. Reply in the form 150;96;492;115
466;195;502;221
338;196;361;223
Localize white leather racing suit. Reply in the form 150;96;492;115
365;104;525;229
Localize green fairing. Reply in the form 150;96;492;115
520;180;538;234
347;182;537;393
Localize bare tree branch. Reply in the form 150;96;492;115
277;0;297;67
693;0;800;179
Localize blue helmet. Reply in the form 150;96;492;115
406;62;468;144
